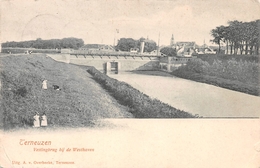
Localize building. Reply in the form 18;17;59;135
195;46;216;54
159;55;194;72
169;34;217;56
130;48;139;53
143;50;166;56
174;41;196;57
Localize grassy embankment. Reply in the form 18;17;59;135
87;67;194;118
172;54;259;96
132;54;259;96
0;54;132;130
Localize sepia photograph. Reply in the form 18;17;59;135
0;0;260;167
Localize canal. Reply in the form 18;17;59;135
109;73;260;118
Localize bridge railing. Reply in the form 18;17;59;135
71;50;163;57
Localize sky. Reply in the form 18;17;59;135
1;0;260;46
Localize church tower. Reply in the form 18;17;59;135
170;34;174;47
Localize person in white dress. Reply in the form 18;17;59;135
42;80;47;90
33;113;40;127
41;113;48;127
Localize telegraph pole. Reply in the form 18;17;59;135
157;32;160;56
113;30;116;48
203;39;205;53
114;29;119;48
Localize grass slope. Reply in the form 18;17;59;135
0;54;132;130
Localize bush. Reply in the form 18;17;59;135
183;58;210;73
87;67;194;118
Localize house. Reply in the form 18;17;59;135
195;45;216;54
130;48;139;53
174;42;196;57
143;50;166;56
159;55;194;72
175;42;216;56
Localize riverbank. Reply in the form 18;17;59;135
0;54;132;130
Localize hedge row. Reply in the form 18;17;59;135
87;67;195;118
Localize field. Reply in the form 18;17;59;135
0;54;132;130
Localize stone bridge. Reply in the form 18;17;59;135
48;54;160;72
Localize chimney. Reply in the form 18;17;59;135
140;41;145;55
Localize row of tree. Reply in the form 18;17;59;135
1;37;84;49
116;37;157;53
211;19;260;55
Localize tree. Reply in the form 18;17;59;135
1;37;84;49
210;25;225;53
116;38;137;51
211;19;260;55
160;47;177;56
32;38;43;49
116;37;157;52
136;37;157;52
145;40;157;52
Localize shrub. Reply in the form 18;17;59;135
184;58;210;73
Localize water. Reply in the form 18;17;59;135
109;73;260;118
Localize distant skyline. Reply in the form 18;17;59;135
1;0;260;46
